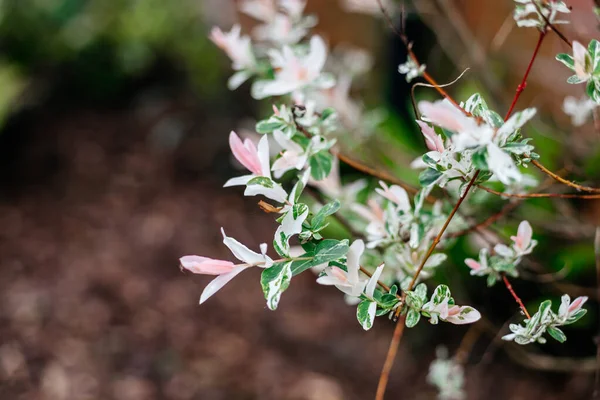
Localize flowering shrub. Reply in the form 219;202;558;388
181;1;595;398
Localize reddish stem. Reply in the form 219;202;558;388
502;274;531;319
476;184;600;199
373;3;544;399
375;314;407;400
504;31;546;120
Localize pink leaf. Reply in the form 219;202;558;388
180;255;236;275
229;131;262;175
464;258;481;271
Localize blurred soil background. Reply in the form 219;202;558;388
0;0;598;399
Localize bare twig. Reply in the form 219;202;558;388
374;0;469;116
335;152;420;196
455;323;482;364
375;314;407;400
504;31;546;119
371;3;554;398
502;274;531;319
476;184;600;199
532;159;600;193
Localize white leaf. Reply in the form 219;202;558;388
365;264;385;298
346;239;365;285
200;266;248;304
486;143;521;184
222;228;271;265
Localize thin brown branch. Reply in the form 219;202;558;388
455;323;482;364
408;173;481;290
372;3;546;398
375;0;469;116
502;274;531;319
376;172;481;400
449;167;562;239
375;314;406;400
335;152;419;195
477;316;514;367
504;30;546;119
476;184;600;199
532;160;600;193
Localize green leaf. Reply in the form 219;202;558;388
485;110;504;128
587;80;598;102
273;230;288;257
592;81;600;104
289;175;306;204
422;153;438;165
556;53;575;70
547;326;567;343
260;261;293;310
409;223;424;249
309;152;333;181
471;147;488;170
292;203;309;219
379;294;400;308
567;75;587;84
312;239;350;265
311;200;341;230
414;283;427;301
419;168;442;187
589;39;600;68
431;285;451;305
357;300;376;330
389;285;399;296
503;142;534;155
405;291;423;310
301;241;316;253
255;119;283;134
376;308;391;317
290;255;316;276
565;309;587;325
486;274;498;287
474;170;493;185
320;107;336;121
537;300;553;322
463;93;487;115
290;239;349;276
405;309;421;328
247;176;274;188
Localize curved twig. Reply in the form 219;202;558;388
532;160;600;193
476;184;600;199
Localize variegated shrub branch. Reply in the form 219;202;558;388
180;1;594;399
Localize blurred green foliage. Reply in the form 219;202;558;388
0;0;223;106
